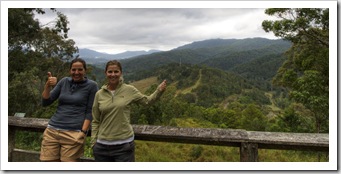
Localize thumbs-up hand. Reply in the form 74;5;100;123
46;72;57;87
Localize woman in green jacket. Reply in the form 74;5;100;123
91;60;167;162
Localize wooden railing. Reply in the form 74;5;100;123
8;116;329;162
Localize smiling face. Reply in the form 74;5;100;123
106;65;122;88
70;61;86;82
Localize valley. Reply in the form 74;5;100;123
85;38;294;131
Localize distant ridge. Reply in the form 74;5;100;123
116;37;291;83
174;37;287;51
77;48;161;64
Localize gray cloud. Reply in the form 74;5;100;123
36;8;278;54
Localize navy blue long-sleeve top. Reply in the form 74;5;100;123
42;77;98;130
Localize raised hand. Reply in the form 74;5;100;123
46;72;57;87
158;80;167;92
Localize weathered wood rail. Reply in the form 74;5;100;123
8;116;329;162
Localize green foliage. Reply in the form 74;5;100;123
274;105;314;133
263;8;329;133
193;67;246;107
88;64;106;84
202;43;290;73
290;71;328;133
15;131;42;151
230;53;287;90
32;101;58;118
262;8;328;46
170;117;216;128
8;8;42;47
8;67;41;115
83;137;93;158
177;93;197;104
241;104;267;131
273;91;291;109
201;108;238;129
119;38;291;83
238;88;271;105
8;8;78;117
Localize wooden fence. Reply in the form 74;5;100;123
8;116;328;162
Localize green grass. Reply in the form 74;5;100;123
135;141;240;162
130;76;158;93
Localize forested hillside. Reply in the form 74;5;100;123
124;63;315;133
112;38;292;82
87;38;291;94
65;37;315;133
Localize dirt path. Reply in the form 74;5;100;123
265;92;281;112
181;69;202;94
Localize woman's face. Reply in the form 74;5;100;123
106;65;122;85
70;61;86;82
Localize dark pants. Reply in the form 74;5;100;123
93;141;135;162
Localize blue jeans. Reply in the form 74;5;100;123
93;141;135;162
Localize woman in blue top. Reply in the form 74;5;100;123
40;58;98;162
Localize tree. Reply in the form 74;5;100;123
276;105;315;133
262;8;329;133
240;104;267;131
8;8;78;116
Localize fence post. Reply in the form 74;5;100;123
240;142;258;162
8;126;16;162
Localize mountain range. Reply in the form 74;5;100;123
80;37;293;113
119;38;291;81
78;48;161;65
84;37;292;91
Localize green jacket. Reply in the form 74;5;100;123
91;79;164;146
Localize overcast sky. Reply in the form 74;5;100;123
36;8;280;54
